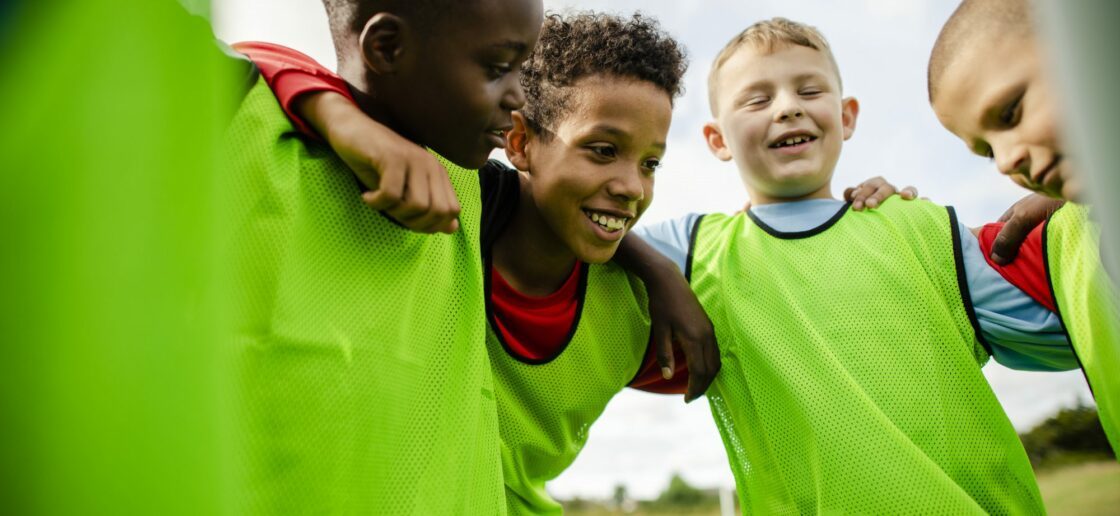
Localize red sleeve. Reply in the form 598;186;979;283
627;341;689;395
231;41;353;138
978;221;1056;311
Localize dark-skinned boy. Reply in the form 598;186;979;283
222;0;542;513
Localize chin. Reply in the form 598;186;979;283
578;244;619;265
441;145;492;170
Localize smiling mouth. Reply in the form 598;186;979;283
769;135;818;148
1031;156;1063;184
582;209;630;233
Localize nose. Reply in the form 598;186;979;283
500;74;526;111
772;93;804;122
607;167;646;204
992;136;1030;178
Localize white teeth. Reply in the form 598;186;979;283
775;135;813;147
583;210;629;232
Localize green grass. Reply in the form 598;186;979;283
1036;461;1120;515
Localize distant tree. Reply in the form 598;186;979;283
656;473;707;506
612;484;628;508
1019;403;1115;468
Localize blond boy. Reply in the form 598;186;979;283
629;17;1073;513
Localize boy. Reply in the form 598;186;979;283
929;0;1120;457
627;17;1076;513
222;0;542;513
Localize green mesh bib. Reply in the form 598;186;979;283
689;198;1043;515
1045;203;1120;455
223;79;504;514
488;262;650;515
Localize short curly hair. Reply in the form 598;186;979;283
519;12;688;134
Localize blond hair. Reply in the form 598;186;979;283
707;17;841;115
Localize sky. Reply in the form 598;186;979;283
213;0;1094;501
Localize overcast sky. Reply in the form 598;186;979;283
213;0;1094;500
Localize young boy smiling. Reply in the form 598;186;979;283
223;0;541;513
626;17;1076;513
929;0;1120;458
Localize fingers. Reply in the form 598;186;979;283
848;177;893;211
678;323;719;403
899;186;918;200
653;324;675;381
990;214;1030;265
862;184;896;209
361;157;461;234
990;194;1064;265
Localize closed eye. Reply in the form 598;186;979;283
999;93;1023;127
488;63;512;80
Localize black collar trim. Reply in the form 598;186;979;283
746;201;852;239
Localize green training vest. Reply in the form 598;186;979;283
689;198;1043;515
487;262;650;515
223;78;504;514
1045;202;1120;455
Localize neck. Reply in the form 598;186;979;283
748;181;835;206
491;174;579;297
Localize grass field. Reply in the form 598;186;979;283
564;461;1120;515
1037;461;1120;515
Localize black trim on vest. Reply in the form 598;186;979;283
484;254;591;365
1040;208;1094;396
684;215;706;282
747;202;851;239
947;206;993;357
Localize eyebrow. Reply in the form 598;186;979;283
586;124;666;151
489;40;528;53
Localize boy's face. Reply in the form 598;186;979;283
705;44;857;204
932;33;1077;200
516;76;671;264
388;0;542;169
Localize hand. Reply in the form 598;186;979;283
843;176;918;211
299;92;461;234
645;264;720;403
989;193;1065;265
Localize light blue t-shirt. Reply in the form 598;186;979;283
634;198;1074;371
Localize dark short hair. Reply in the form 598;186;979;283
928;0;1032;103
520;12;687;134
321;0;474;52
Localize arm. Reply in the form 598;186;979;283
614;232;719;403
234;41;460;234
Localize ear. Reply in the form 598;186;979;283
359;13;407;74
840;97;860;141
505;111;533;171
703;122;733;162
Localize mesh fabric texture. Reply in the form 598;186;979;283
1045;202;1120;455
690;198;1043;515
222;78;504;514
488;262;650;515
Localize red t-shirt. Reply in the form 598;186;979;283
236;41;686;394
977;221;1055;311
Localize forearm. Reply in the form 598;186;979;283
614;233;681;281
